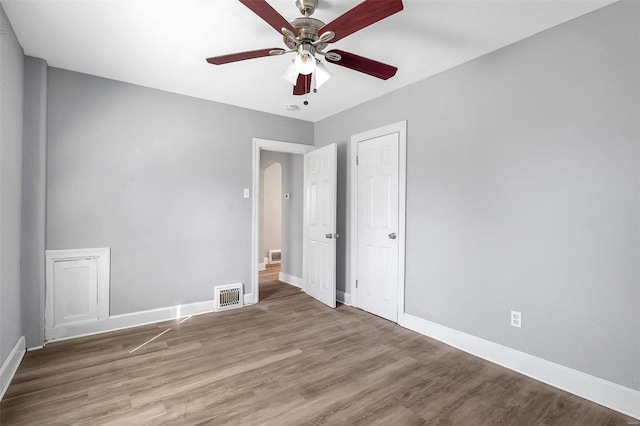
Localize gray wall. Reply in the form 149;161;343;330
315;0;639;391
0;4;24;363
281;153;304;279
260;151;304;278
6;0;637;395
46;68;313;315
21;57;47;348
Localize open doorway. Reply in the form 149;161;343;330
251;139;314;304
260;161;282;272
259;160;298;301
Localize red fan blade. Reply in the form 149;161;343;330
293;74;312;95
319;0;403;43
239;0;296;34
206;48;283;65
325;50;397;80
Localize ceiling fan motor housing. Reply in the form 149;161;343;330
285;17;327;50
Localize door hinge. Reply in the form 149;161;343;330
356;156;359;166
355;279;358;288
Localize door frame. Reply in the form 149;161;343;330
251;138;314;304
349;121;407;323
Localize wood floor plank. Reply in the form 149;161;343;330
1;291;634;425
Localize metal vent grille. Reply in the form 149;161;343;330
214;283;244;312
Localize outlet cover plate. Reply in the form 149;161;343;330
511;310;522;328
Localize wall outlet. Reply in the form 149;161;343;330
243;188;250;198
511;310;522;328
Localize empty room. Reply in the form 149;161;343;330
0;0;638;424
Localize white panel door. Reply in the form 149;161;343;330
303;143;337;308
357;133;399;321
53;259;99;326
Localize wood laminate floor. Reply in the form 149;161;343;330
259;264;302;302
259;264;281;283
1;292;633;425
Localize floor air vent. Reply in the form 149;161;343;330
214;283;244;312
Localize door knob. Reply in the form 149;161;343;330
326;233;333;239
388;232;397;239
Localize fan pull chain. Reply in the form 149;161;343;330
313;71;318;94
304;74;309;105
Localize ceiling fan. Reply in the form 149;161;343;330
206;0;403;102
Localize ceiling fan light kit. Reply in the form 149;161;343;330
281;60;299;85
206;0;403;105
314;61;332;89
294;44;316;75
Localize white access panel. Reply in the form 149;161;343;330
53;258;99;326
45;247;111;339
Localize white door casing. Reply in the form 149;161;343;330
350;121;407;323
357;133;400;322
303;143;337;308
251;138;314;304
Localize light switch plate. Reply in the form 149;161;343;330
243;188;250;198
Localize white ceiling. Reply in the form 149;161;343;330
2;0;616;122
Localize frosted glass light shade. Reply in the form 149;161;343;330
315;61;331;89
281;61;298;85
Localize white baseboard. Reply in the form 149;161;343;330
258;263;266;271
337;290;351;306
46;300;219;342
0;336;25;401
400;313;640;420
278;272;303;288
244;293;254;305
27;345;44;351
